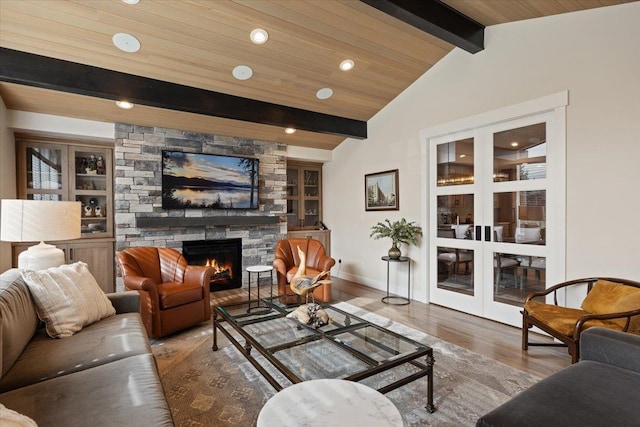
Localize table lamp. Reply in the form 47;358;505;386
1;199;81;270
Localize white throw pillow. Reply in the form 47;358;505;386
0;403;38;426
21;262;115;338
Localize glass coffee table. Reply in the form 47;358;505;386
212;297;435;413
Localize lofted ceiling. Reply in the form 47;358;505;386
0;0;633;150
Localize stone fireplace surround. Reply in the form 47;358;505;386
114;123;287;292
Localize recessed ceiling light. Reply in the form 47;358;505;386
510;142;519;147
122;0;140;4
285;128;296;134
115;100;134;109
316;88;333;100
250;28;269;44
339;59;355;71
232;65;253;80
112;33;140;53
459;154;466;158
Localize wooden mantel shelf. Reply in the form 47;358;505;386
136;216;281;228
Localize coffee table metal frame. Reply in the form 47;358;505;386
212;297;435;413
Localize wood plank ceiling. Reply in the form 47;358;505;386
0;0;633;149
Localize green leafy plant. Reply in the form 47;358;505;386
370;218;423;247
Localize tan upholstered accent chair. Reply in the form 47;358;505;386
273;238;335;304
116;247;214;339
522;277;640;363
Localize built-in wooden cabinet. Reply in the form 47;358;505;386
286;160;331;255
14;136;115;292
287;229;331;256
286;161;323;230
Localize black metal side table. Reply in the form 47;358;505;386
246;265;273;312
381;256;411;305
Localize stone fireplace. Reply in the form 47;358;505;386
183;238;242;291
114;123;287;292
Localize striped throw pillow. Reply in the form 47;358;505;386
21;262;115;338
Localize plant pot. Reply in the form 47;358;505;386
388;242;401;259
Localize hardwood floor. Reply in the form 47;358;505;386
210;276;571;379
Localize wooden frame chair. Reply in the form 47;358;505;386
522;277;640;363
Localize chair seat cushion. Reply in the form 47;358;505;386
157;282;203;309
437;252;472;263
495;258;519;268
524;300;623;336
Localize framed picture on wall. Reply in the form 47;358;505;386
365;169;399;211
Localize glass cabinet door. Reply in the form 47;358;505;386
70;147;111;238
23;144;68;201
287;162;323;230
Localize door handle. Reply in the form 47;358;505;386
475;225;481;241
484;226;491;242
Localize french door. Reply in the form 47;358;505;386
428;108;565;327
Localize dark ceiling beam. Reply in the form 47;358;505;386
0;47;367;140
360;0;484;54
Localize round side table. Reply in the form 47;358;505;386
246;265;273;312
381;256;411;305
256;379;403;427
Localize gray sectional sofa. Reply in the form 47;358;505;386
0;268;173;426
477;327;640;427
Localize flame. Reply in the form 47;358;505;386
205;258;233;278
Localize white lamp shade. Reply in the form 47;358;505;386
1;200;82;242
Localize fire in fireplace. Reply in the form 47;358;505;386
182;238;242;292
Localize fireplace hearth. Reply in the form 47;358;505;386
182;239;242;292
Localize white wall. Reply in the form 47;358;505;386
0;96;17;270
324;3;640;304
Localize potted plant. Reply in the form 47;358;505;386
370;218;423;259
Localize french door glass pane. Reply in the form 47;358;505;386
494;252;546;306
437;194;474;232
493;123;546;182
437;138;474;186
437;245;474;295
493;190;546;245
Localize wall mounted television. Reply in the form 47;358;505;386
162;150;259;210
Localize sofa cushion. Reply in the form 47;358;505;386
0;353;173;427
0;313;149;393
0;270;39;378
476;360;640;427
21;262;115;338
581;279;640;333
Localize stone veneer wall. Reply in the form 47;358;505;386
114;123;287;291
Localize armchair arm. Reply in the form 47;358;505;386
107;291;140;314
122;275;157;293
318;255;336;272
273;258;288;277
184;265;214;287
573;307;640;338
580;327;640;373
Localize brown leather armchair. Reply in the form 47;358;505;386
116;247;214;339
273;238;335;304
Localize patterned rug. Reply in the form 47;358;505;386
151;302;538;427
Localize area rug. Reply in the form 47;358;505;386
151;302;539;427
